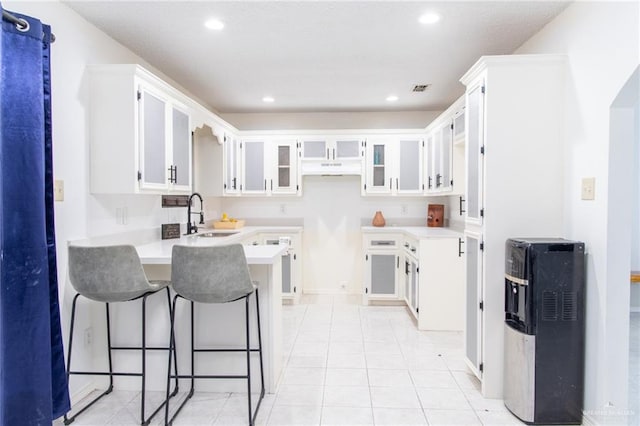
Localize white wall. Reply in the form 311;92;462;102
632;100;640;310
219;179;451;294
515;0;639;412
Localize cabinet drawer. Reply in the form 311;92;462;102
402;237;420;258
363;233;402;249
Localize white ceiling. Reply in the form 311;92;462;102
65;1;570;114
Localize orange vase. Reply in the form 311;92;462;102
372;211;386;227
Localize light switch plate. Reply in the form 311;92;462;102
581;177;595;200
54;179;64;201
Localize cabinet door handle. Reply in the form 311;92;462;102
232;177;237;190
458;238;465;257
436;174;442;187
405;261;410;275
264;179;267;190
326;148;330;159
174;166;177;184
332;148;335;160
459;196;466;216
270;179;273;191
389;178;392;190
428;176;432;189
396;178;399;190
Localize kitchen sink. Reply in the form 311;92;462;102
197;231;239;238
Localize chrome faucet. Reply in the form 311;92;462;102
186;192;204;235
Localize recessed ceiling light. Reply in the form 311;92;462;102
204;18;224;30
386;95;399;102
419;12;441;25
262;96;275;103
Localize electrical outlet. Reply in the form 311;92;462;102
401;204;408;215
54;180;64;201
280;204;286;214
83;327;92;347
340;281;348;290
581;177;595;200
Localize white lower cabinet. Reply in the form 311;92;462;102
402;237;420;318
261;232;302;303
363;230;464;331
363;234;401;301
464;229;484;379
417;237;465;331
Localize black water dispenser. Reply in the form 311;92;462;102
504;238;585;425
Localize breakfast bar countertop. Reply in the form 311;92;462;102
135;232;289;265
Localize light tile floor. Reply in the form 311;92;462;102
57;294;526;425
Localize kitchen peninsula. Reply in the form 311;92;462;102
69;226;299;395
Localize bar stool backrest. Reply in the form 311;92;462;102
171;244;254;303
68;245;153;303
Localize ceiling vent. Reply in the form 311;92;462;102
412;84;430;92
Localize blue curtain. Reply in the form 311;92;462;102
0;4;70;424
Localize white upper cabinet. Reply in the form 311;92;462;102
423;96;465;196
227;137;300;196
270;139;299;195
425;121;453;194
223;133;241;195
241;138;268;194
364;138;392;194
170;106;192;191
89;64;194;194
300;137;364;176
301;138;361;161
464;79;485;225
397;138;424;194
363;136;424;196
453;107;465;145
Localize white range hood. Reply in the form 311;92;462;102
300;159;362;176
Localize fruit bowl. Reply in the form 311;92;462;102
212;220;245;229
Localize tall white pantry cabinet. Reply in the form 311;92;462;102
460;55;566;398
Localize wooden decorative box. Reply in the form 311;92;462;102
212;220;245;229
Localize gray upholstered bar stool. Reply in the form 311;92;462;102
165;244;264;426
64;245;178;425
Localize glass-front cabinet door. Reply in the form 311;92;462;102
424;135;434;191
223;133;241;195
365;139;392;194
171;105;191;191
138;87;168;190
366;251;398;298
397;138;423;194
271;139;298;195
465;79;485;225
301;139;328;160
333;139;361;160
439;122;453;192
241;139;267;194
464;229;484;380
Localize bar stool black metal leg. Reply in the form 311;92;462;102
63;297;115;425
190;300;195;396
105;302;115;392
245;295;253;426
166;287;179;398
255;289;265;395
165;294;178;426
140;294;148;425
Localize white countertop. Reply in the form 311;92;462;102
361;226;463;239
136;231;289;265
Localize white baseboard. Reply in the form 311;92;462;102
69;381;97;406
